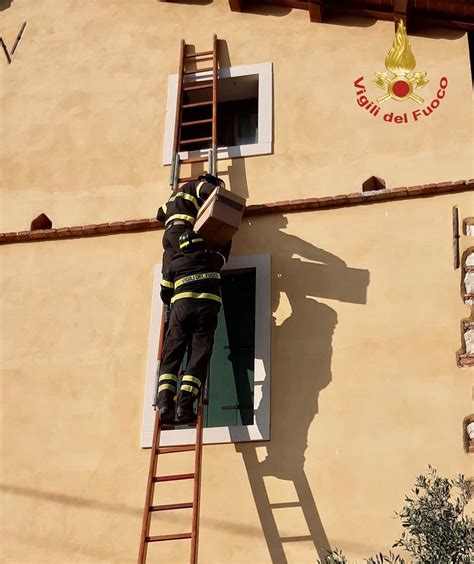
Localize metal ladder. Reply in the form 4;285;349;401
138;314;205;564
170;35;219;190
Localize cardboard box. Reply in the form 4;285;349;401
194;187;246;249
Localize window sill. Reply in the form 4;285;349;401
163;141;272;165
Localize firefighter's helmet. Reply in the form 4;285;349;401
198;174;225;189
179;230;205;253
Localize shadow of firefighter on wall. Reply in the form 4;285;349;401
228;213;369;563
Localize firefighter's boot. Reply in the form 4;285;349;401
176;392;197;426
157;391;175;425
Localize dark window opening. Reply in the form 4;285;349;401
204;268;256;427
218;98;258;146
180;74;259;153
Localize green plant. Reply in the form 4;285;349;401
320;547;349;563
365;552;405;564
320;549;406;564
318;467;473;564
392;466;473;563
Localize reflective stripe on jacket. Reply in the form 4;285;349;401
156;180;215;225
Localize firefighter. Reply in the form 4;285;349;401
156;174;225;292
155;230;231;425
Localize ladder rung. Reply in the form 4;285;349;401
178;176;200;183
180;156;209;164
150;502;193;512
185;50;212;58
157;445;197;454
146;533;192;542
182;101;213;109
182;82;213;92
181;118;213;127
153;473;195;482
180;137;212;145
184;67;214;75
187;56;213;63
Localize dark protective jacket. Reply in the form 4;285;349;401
156;180;215;227
160;242;232;306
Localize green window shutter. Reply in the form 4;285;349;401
204;269;256;427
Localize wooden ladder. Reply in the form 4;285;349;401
137;395;205;563
138;313;206;564
170;35;219;189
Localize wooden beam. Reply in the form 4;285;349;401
308;0;323;23
394;0;408;31
227;0;473;30
229;0;244;12
413;15;474;31
249;0;308;9
316;6;395;22
229;0;474;31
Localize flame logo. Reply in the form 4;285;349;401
374;21;428;104
385;20;416;76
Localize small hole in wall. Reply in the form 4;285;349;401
463;218;474;237
30;213;52;231
362;176;386;192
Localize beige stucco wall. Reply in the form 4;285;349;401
0;0;473;233
2;192;473;562
1;0;473;562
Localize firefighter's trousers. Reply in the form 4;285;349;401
157;299;220;409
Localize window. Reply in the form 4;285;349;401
141;254;271;447
162;62;273;164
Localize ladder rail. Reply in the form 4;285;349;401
138;382;163;563
171;39;186;189
190;403;204;564
138;305;167;563
172;153;180;190
211;33;218;177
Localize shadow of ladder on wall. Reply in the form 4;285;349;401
169;34;220;189
238;446;332;563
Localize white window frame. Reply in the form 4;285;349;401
162;62;273;165
141;254;271;447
